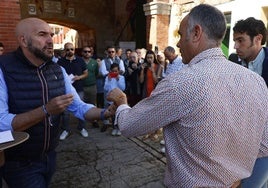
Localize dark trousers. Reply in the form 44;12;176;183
3;150;56;188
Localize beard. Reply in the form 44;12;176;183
28;40;53;62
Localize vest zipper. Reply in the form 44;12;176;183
37;68;51;155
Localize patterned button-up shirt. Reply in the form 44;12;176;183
115;48;268;187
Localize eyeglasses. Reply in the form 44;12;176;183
108;51;115;54
83;50;91;53
66;48;74;51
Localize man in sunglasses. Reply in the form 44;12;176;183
99;46;125;77
99;46;125;132
82;46;100;128
57;42;89;140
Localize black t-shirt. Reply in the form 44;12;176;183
57;56;87;92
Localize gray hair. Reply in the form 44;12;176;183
164;46;175;54
187;4;227;46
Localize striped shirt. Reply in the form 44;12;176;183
115;48;268;187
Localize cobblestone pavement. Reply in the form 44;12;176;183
49;120;167;188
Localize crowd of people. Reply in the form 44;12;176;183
0;3;268;188
51;41;184;146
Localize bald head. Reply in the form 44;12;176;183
15;17;54;65
16;18;49;38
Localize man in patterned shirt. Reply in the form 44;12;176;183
107;4;268;188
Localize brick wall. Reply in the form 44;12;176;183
156;14;169;51
0;0;21;53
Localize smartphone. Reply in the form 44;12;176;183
154;45;159;54
109;72;118;78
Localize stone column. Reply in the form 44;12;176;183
143;1;171;52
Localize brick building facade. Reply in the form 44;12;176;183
0;0;267;56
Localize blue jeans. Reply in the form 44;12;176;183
241;157;268;188
3;150;56;188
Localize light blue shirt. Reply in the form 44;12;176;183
104;75;126;93
104;75;125;105
0;67;95;131
99;58;125;76
242;48;265;76
165;56;184;76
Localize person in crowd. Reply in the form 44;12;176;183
96;58;105;110
123;49;132;96
89;45;98;60
139;50;161;99
99;46;125;77
82;46;100;128
156;51;167;79
126;51;142;107
104;63;125;136
0;17;114;188
0;42;4;56
106;4;268;187
115;46;123;59
57;42;89;140
233;16;268;188
159;46;185;153
164;46;184;75
135;48;145;64
99;46;125;131
139;50;162;141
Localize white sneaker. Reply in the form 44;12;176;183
80;128;88;138
116;130;121;136
160;147;165;154
160;140;165;145
111;129;117;136
60;130;69;140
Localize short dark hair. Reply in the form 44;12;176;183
110;63;120;70
107;45;115;50
233;17;267;45
126;49;132;53
0;42;4;48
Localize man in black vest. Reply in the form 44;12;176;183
233;17;268;188
0;18;114;188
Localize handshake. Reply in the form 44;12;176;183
107;88;128;107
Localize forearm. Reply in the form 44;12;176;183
79;71;88;80
11;106;46;131
84;107;110;122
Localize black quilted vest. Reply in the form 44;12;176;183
261;47;268;87
0;48;65;161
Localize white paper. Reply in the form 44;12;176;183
0;130;14;144
68;74;75;84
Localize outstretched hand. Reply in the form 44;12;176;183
45;94;74;115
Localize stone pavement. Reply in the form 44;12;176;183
49;120;167;188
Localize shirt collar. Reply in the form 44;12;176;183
241;48;265;75
188;48;225;66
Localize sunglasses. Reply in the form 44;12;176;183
83;50;91;53
66;48;74;51
108;51;115;54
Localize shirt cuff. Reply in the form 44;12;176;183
114;104;131;125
